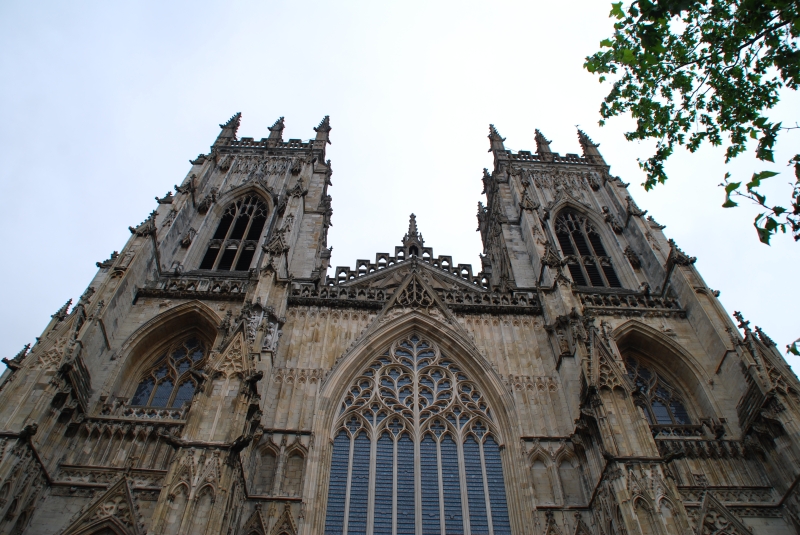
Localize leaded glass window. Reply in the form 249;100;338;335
324;334;512;535
129;337;208;408
199;195;268;271
626;356;691;425
555;210;621;288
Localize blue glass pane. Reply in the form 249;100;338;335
171;347;187;361
130;378;154;406
397;434;416;535
440;435;463;534
374;434;393;535
651;400;672;424
421;436;441;534
324;431;350;535
464;437;489;534
671;400;691;424
150;380;173;407
347;433;370;535
154;365;169;379
185;337;199;349
176;359;191;374
483;437;511;534
171;380;195;408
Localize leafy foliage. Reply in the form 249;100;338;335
585;0;800;244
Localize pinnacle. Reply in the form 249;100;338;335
408;213;419;238
535;129;552;154
577;128;598;147
488;124;505;141
220;112;241;129
270;116;285;130
315;115;331;132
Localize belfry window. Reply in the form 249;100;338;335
199;195;268;271
324;334;512;535
626;356;691;425
555;210;621;288
130;337;208;408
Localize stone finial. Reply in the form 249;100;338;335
402;213;424;251
488;124;506;152
315;115;331;132
214;112;241;146
733;311;751;333
52;299;72;321
268;117;285;140
314;115;332;144
535;129;552;155
578;128;605;163
220;113;241;134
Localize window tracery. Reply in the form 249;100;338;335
625;356;691;425
129;337;208;409
555;210;622;288
199;195;268;271
324;334;511;535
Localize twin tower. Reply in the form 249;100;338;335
0;114;798;535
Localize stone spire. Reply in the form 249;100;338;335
402;213;425;253
534;129;552;155
214;112;241;147
577;128;605;164
268;117;285;141
314;115;332;144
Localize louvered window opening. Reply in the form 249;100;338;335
200;195;268;271
324;335;512;535
555;211;621;288
626;356;691;425
130;337;207;408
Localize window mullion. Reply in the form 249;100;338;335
413;369;422;535
368;428;377;535
437;439;445;535
393;436;398;535
342;433;355;535
456;435;472;535
231;215;253;270
479;439;495;535
572;234;590;286
213;205;240;270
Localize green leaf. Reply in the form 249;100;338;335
724;181;741;194
722;198;738;208
600;38;614;48
621;49;636;64
789;341;800;356
610;2;625;19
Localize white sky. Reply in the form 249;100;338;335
1;1;798;370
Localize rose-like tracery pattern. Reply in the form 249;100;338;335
326;334;510;535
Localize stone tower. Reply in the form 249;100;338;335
1;116;799;535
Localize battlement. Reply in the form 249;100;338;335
506;150;591;165
327;250;485;288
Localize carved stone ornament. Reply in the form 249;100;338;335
180;227;196;248
624;245;641;269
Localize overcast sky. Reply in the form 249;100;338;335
1;1;798;370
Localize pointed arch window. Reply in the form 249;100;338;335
324;334;512;535
199;195;268;271
129;337;208;408
555;210;621;288
625;356;691;425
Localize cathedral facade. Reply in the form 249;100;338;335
1;114;799;535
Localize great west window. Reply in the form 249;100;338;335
324;334;511;535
